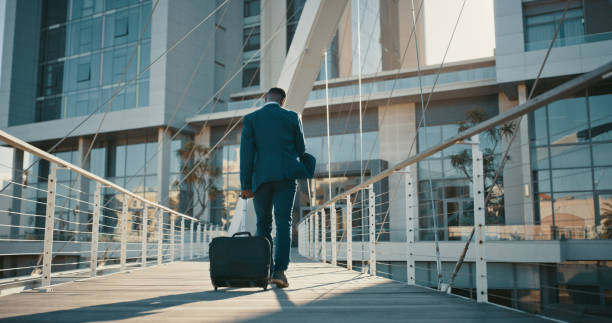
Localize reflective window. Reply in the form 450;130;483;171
30;0;152;125
547;97;588;144
244;0;260;17
243;26;260;52
242;61;260;88
42;0;68;27
77;63;91;82
588;94;612;142
523;3;585;51
529;87;612;235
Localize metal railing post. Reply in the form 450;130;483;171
331;202;337;266
300;222;304;256
204;224;209;255
405;166;416;285
321;209;327;263
472;135;488;303
190;220;194;260
346;196;352;270
368;184;376;276
90;183;101;277
304;218;308;257
42;165;57;289
314;212;319;260
308;217;313;258
120;195;128;271
196;223;201;258
141;205;147;267
170;215;175;261
180;217;185;261
157;209;163;265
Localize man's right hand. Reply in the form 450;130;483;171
240;190;254;199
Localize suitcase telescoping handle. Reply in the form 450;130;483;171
232;231;252;238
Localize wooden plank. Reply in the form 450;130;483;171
0;253;550;322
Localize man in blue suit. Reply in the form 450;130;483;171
240;87;309;288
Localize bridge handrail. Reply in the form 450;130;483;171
0;129;195;222
297;61;612;317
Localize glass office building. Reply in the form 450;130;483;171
29;0;152;125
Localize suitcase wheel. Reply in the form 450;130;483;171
262;283;268;291
214;286;218;291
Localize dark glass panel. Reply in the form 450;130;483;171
244;0;260;17
42;0;68;27
588;93;612;142
242;61;260;87
547;96;588;144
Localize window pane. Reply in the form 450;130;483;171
551;168;593;192
77;63;91;82
244;0;260;17
115;145;126;177
531;146;549;170
588;93;612;142
145;142;158;175
592;143;612;167
594;167;612;191
242;61;260;87
138;80;149;107
115;15;129;38
547;97;589;144
529;108;548;146
243;26;260;51
126;143;146;176
553;191;595;228
533;170;551;193
170;140;183;174
549;144;590;168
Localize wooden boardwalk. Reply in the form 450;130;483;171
0;253;551;322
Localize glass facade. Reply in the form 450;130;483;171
18;133;189;241
529;88;612;239
417;124;501;241
522;0;612;51
31;0;152;125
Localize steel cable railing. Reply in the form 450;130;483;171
0;130;226;294
297;61;612;320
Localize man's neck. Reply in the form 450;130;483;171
263;101;281;107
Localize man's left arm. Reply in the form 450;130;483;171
240;116;255;198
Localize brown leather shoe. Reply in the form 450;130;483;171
270;270;289;288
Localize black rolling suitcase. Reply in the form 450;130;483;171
209;231;271;291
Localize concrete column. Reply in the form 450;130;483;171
157;128;170;207
518;85;534;225
260;0;287;90
77;137;92;239
377;102;417;241
500;86;534;225
9;148;24;239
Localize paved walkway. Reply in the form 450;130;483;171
0;253;550;322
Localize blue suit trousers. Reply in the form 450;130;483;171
253;179;297;272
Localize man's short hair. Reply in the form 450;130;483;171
266;87;286;103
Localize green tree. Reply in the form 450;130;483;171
449;108;515;224
174;141;221;220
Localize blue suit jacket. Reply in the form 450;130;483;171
240;102;309;192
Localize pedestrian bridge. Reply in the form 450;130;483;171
0;251;549;323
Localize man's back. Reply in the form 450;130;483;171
240;102;306;193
